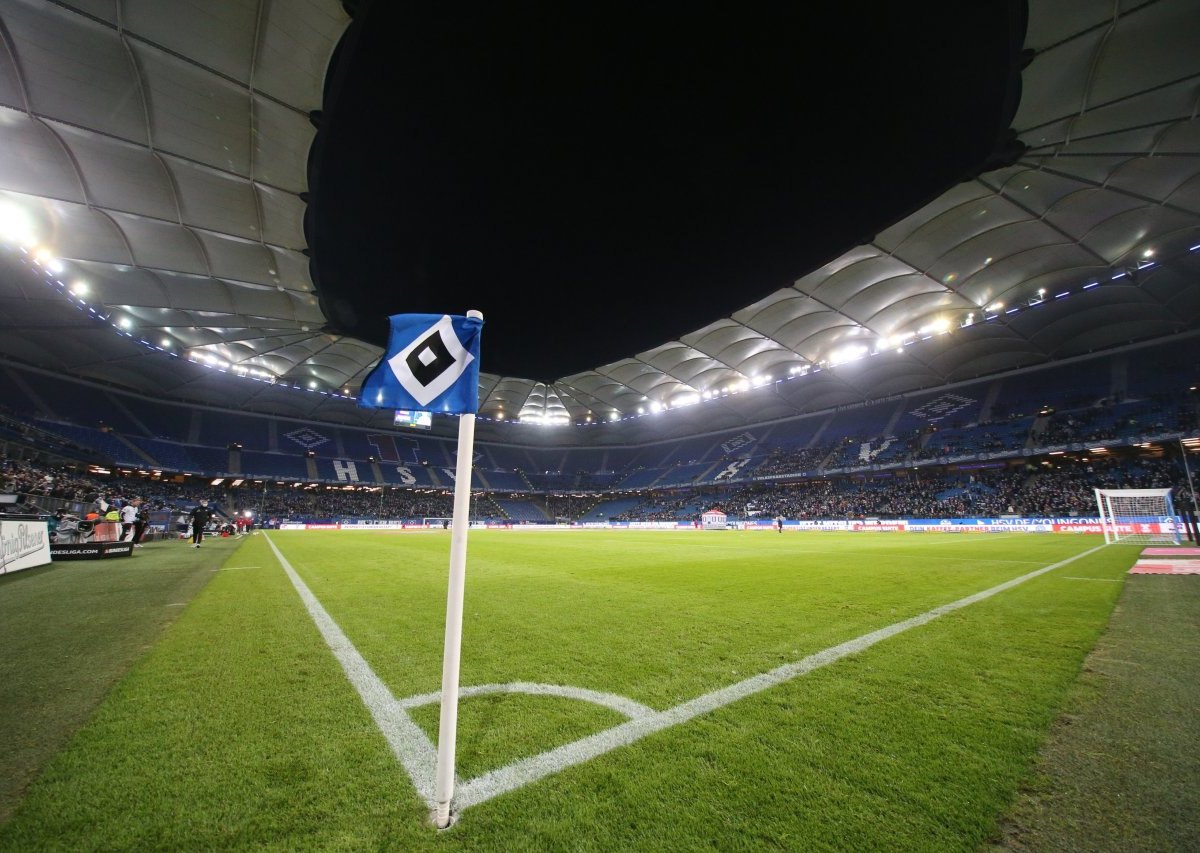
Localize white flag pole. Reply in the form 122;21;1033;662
433;309;482;828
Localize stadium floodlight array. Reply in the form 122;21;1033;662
1093;488;1181;546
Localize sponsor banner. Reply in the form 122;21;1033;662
49;542;134;561
1053;522;1175;535
628;521;685;530
790;520;852;531
851;522;908;532
0;520;51;575
338;522;410;530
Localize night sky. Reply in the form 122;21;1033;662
308;2;1027;380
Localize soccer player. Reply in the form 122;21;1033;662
775;514;784;533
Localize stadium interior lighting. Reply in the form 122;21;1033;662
1142;248;1154;257
231;479;244;486
0;201;37;245
495;412;504;421
117;316;132;329
210;478;224;485
830;344;868;366
160;338;171;348
70;280;88;295
609;412;619;421
650;401;662;413
988;301;1003;312
308;380;318;389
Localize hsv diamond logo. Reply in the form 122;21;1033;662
909;393;975;423
285;427;330;449
387;315;475;408
720;432;757;454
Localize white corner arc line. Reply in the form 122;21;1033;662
263;534;439;805
451;543;1108;811
398;682;656;720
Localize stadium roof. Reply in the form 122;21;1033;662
0;1;1198;436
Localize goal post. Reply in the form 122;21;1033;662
422;517;453;528
1094;487;1181;546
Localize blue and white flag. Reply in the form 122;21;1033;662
359;314;483;413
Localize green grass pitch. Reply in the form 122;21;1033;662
0;531;1140;850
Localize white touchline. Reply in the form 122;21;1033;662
264;534;440;804
265;534;1107;817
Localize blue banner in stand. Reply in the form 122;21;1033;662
358;314;483;414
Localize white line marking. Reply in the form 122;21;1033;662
452;543;1108;811
399;682;656;720
264;534;439;803
215;566;260;571
165;603;187;607
265;533;1107;817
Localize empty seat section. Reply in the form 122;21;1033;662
240;450;309;479
481;469;527;490
655;461;713;486
117;395;190;440
34;420;142;465
494;499;548;521
580;496;643;520
199;411;269;451
127;436;202;471
30;375;141;433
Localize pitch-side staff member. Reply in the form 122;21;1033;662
188;499;212;548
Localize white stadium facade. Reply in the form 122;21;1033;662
0;1;1196;450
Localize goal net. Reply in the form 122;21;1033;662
422;517;453;528
1094;488;1181;546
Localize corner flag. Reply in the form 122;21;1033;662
358;313;483;414
356;310;484;828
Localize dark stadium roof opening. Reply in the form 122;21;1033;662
306;3;1027;379
0;1;1198;436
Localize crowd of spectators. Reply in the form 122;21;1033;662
4;449;1196;525
752;444;833;478
677;455;1194;521
612;493;699;521
1;458;105;502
